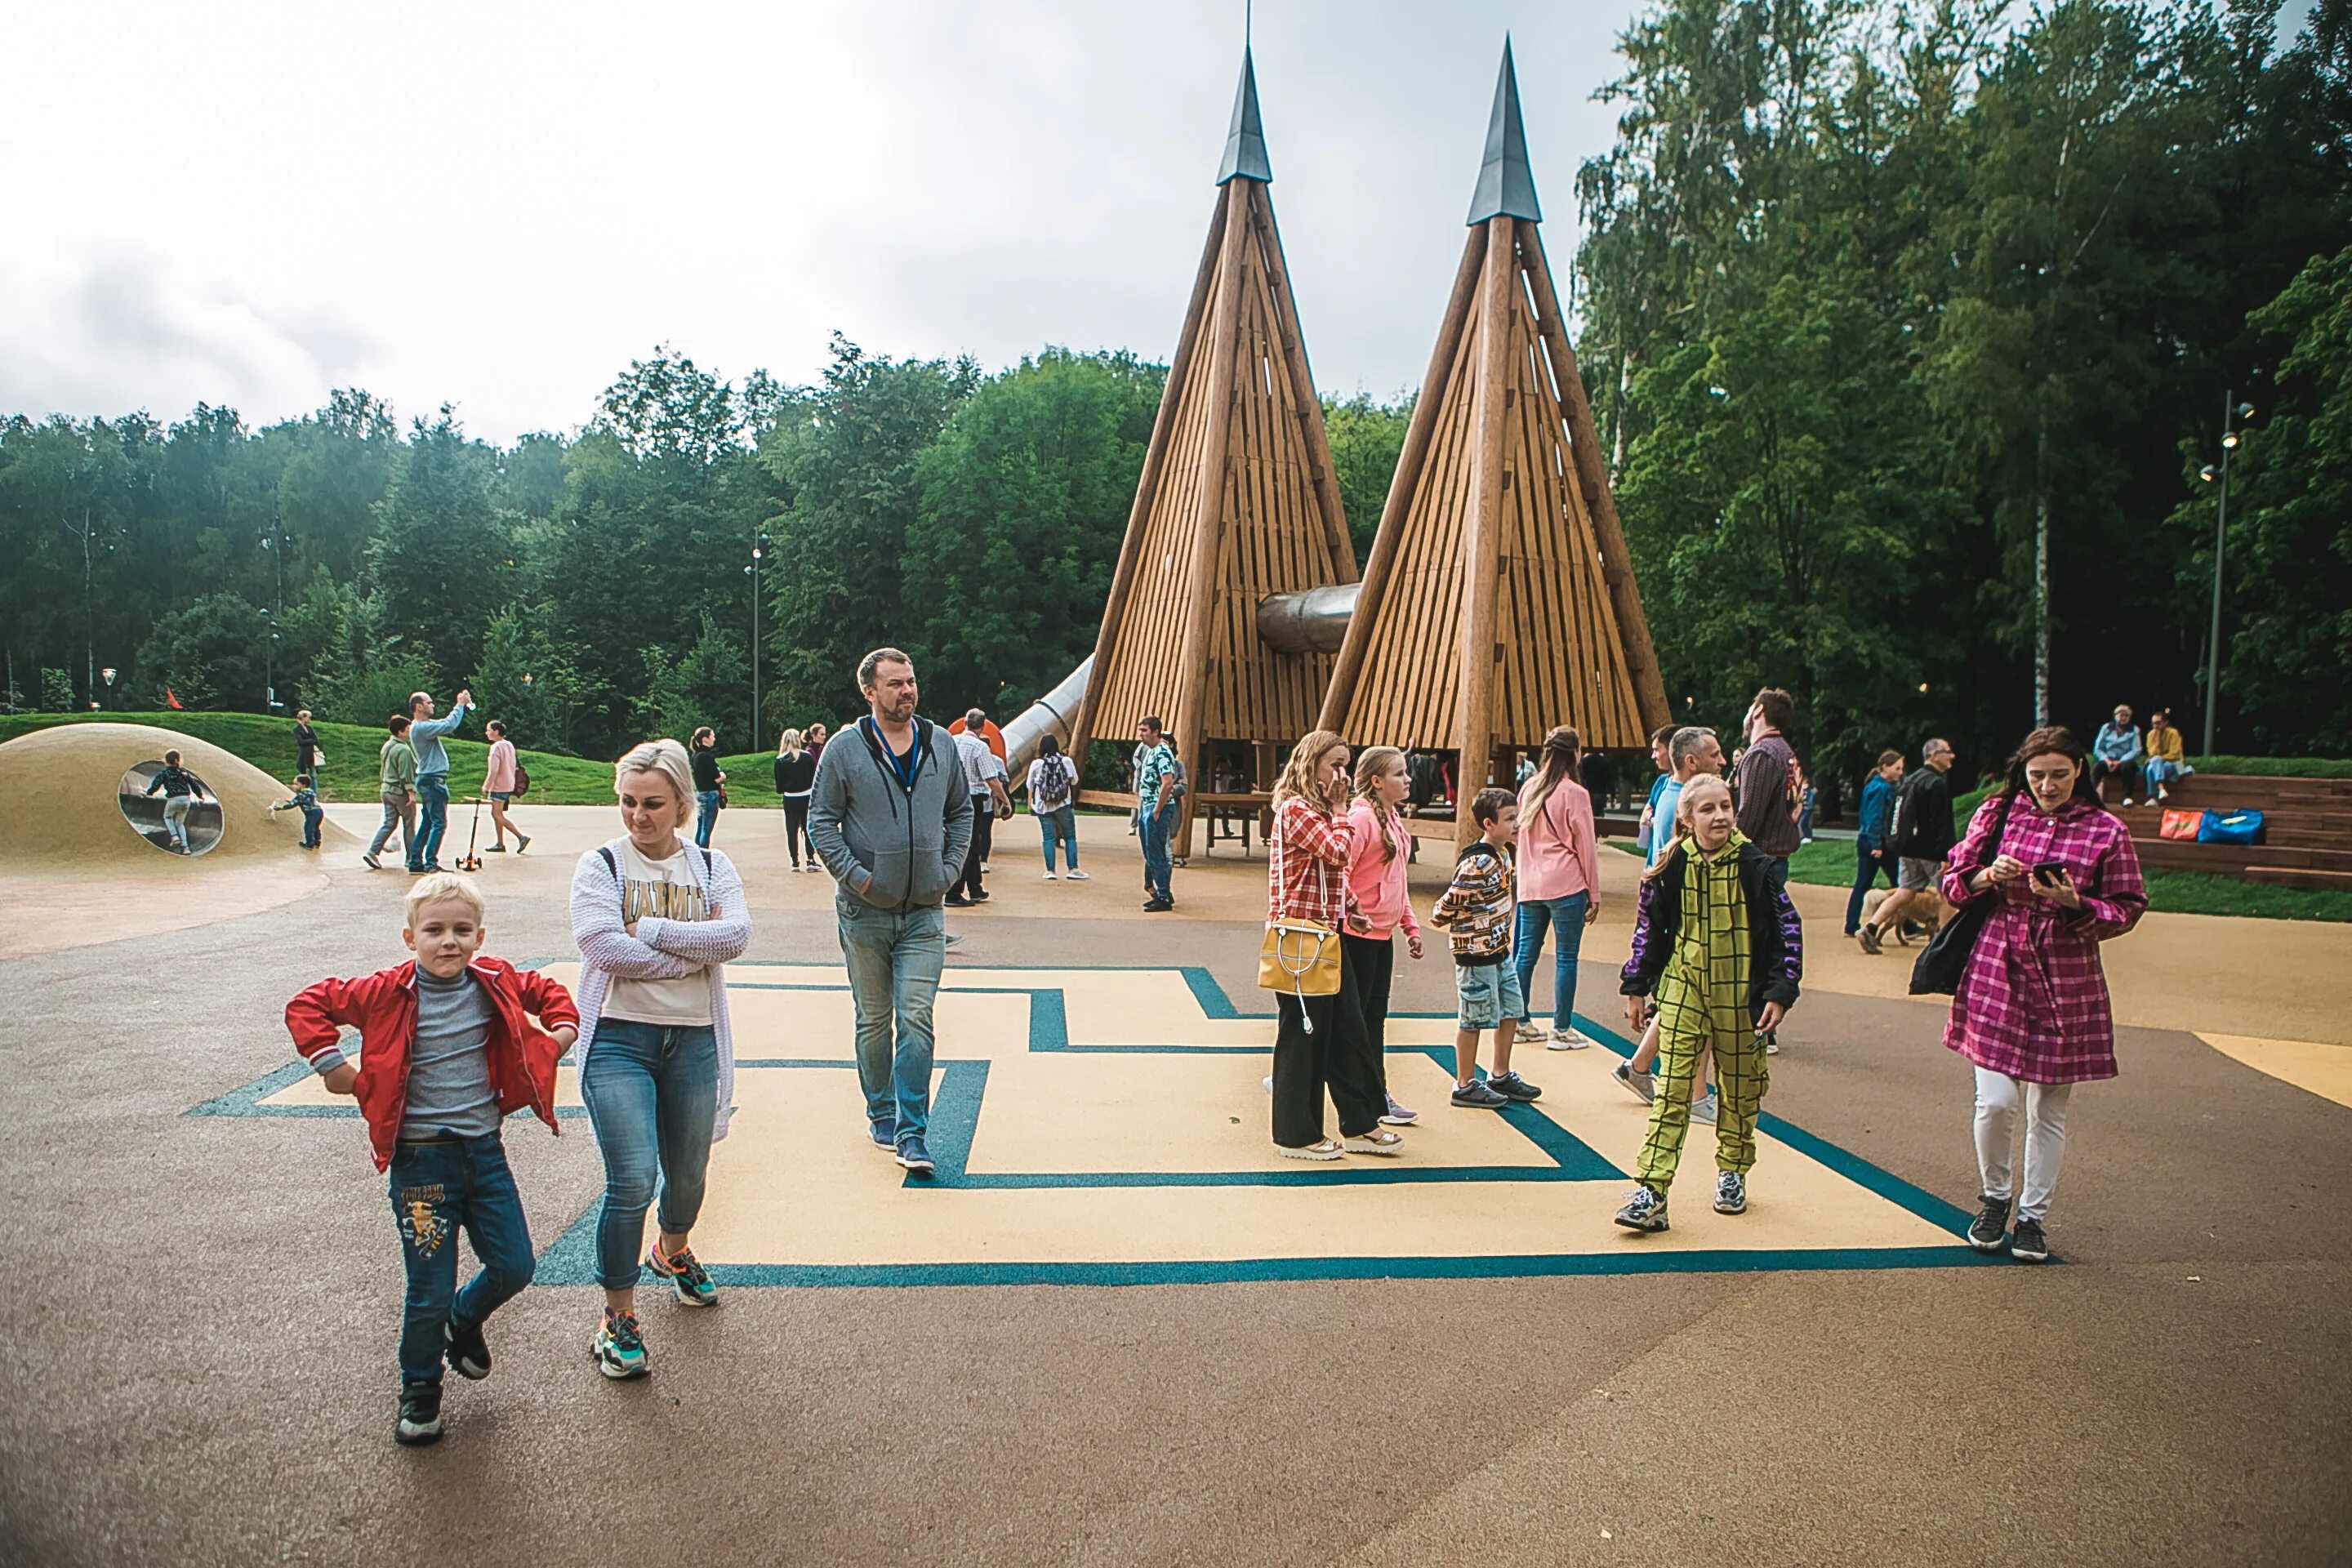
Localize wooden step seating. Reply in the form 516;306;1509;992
2109;774;2352;892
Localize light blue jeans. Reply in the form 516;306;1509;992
1514;891;1589;1031
2143;758;2187;795
1036;804;1079;872
837;898;947;1145
578;1018;719;1290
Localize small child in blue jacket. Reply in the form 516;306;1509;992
270;774;325;849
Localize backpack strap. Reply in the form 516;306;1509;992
599;845;617;877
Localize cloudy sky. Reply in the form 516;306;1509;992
0;2;1646;443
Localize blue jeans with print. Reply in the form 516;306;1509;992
412;774;450;870
1036;804;1079;872
387;1134;535;1384
694;791;722;849
1513;892;1589;1031
836;898;947;1145
578;1019;719;1290
1138;804;1174;901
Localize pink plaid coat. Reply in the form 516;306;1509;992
1940;794;2147;1084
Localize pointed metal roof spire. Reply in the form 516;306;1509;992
1216;46;1272;185
1466;37;1541;224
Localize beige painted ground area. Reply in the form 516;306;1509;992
2196;1034;2352;1109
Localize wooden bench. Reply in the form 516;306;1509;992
2108;774;2352;892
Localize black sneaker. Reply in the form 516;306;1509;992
1857;922;1883;956
1967;1194;2012;1253
1143;898;1174;912
1486;1070;1542;1102
443;1316;492;1380
1450;1080;1509;1110
944;894;975;907
2011;1216;2051;1263
395;1379;444;1446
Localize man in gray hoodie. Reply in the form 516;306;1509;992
808;647;973;1176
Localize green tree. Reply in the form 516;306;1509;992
132;593;269;711
761;335;978;719
472;603;586;754
365;407;511;684
1322;392;1412;560
630;612;751;747
904;349;1161;717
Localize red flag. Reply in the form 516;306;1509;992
165;688;184;710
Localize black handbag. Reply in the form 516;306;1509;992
1908;789;2017;996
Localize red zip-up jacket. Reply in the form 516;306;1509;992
284;957;580;1172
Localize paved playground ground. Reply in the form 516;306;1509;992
2;803;2347;1566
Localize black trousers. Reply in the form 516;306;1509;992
782;796;811;864
957;800;993;898
1272;947;1388;1146
1339;932;1395;1099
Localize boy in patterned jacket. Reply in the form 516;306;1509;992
1612;777;1802;1233
1431;788;1541;1110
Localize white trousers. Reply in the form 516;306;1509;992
1973;1067;2073;1222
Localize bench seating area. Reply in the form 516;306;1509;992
2109;774;2352;892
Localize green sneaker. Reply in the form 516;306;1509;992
593;1310;648;1379
646;1241;717;1307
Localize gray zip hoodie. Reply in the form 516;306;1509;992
809;715;973;913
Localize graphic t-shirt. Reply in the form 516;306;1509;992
603;841;715;1027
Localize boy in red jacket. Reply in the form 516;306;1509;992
285;873;578;1447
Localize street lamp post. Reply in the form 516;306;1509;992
261;504;287;712
746;532;770;745
2196;394;2255;757
100;666;116;711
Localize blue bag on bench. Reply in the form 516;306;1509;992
2196;808;2265;846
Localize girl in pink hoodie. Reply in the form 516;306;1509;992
1346;746;1427;1125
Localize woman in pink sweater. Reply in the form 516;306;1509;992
1514;726;1601;1048
1346;746;1427;1125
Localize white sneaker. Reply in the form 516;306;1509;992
1516;1022;1551;1043
1544;1028;1592;1051
1262;1075;1274;1094
1066;869;1090;880
1043;871;1059;880
2122;798;2136;808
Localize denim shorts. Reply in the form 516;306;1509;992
1455;960;1525;1030
489;791;512;804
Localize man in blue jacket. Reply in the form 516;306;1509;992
1846;749;1904;939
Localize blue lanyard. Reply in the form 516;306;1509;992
866;717;921;792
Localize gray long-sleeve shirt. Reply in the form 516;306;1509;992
808;716;973;913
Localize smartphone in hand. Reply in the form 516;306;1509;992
2031;860;2067;884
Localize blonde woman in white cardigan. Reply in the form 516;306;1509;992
568;738;750;1380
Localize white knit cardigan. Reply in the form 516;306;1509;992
567;838;751;1140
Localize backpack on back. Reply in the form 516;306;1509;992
1884;770;1936;857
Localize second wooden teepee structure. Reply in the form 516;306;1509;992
1318;41;1669;841
1074;47;1357;855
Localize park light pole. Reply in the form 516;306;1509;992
746;531;769;745
260;504;287;712
2195;393;2255;756
101;667;116;711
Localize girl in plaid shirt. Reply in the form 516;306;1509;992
1265;730;1402;1161
1943;726;2145;1263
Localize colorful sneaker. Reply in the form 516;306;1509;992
1714;1170;1748;1214
1612;1061;1655;1104
1450;1080;1509;1110
1379;1094;1419;1126
394;1379;443;1446
2011;1216;2051;1263
1486;1070;1543;1102
647;1241;717;1307
443;1316;492;1379
593;1310;648;1379
1968;1194;2013;1253
1614;1185;1670;1233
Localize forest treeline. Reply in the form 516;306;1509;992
2;0;2346;788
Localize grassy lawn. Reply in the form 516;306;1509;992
0;710;793;810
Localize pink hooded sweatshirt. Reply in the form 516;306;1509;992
1344;800;1422;941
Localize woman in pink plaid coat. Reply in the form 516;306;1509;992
1940;726;2145;1265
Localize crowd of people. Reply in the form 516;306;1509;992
274;651;2148;1450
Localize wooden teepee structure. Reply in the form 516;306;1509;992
1318;41;1669;842
1073;47;1358;855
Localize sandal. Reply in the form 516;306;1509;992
1342;1129;1406;1156
1277;1139;1344;1162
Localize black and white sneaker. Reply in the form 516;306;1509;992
395;1379;444;1446
444;1316;492;1380
2011;1216;2051;1263
1967;1195;2012;1253
1486;1070;1543;1102
1614;1185;1670;1233
1714;1170;1748;1214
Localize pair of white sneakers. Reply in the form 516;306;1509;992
1040;869;1093;880
1525;1022;1592;1050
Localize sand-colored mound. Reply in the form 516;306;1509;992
0;723;353;872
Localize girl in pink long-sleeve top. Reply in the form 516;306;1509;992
1514;726;1603;1048
1940;725;2146;1265
1346;747;1428;1127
